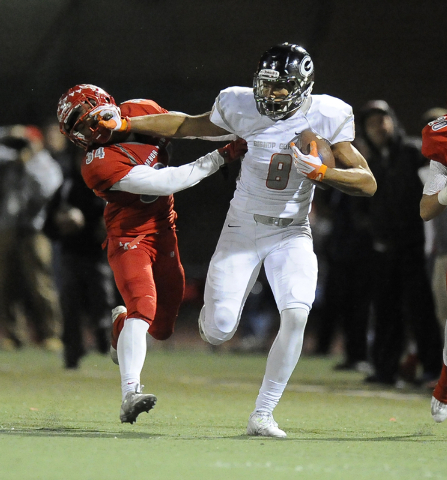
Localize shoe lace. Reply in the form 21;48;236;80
254;411;277;428
433;398;447;409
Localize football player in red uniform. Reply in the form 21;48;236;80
57;84;247;424
420;112;447;422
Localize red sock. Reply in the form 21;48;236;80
433;363;447;403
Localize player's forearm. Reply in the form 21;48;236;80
160;150;225;194
111;151;224;196
130;113;188;137
316;141;376;196
129;112;229;139
420;193;447;221
322;166;377;197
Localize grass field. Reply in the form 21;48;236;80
0;344;446;480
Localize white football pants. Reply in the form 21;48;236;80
200;211;317;345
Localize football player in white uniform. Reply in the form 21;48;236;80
95;43;377;437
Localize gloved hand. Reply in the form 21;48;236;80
291;140;327;181
218;138;248;163
88;105;131;133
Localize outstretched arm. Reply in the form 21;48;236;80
133;112;231;138
110;139;247;196
93;107;231;138
111;150;225;196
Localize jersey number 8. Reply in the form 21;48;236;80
266;154;292;190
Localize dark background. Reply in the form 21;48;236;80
1;0;446;275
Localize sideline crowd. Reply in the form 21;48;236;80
0;102;445;393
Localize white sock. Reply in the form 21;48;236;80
117;318;149;400
255;307;308;413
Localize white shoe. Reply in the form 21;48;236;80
246;411;287;438
110;306;127;365
120;387;157;424
431;396;447;423
198;308;209;342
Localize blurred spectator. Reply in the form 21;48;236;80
42;119;76;179
0;132;25;348
0;125;63;350
358;101;443;387
44;152;116;368
313;185;374;372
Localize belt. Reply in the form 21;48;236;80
253;214;293;227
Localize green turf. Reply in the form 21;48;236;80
0;347;446;480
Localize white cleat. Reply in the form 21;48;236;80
110;306;127;365
120;388;157;424
198;307;210;343
431;396;447;423
246;411;287;438
198;318;208;342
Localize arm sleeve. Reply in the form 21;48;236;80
316;96;355;144
209;87;258;138
330;112;355;144
110;150;224;195
422;160;447;195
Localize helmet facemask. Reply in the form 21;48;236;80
253;74;314;120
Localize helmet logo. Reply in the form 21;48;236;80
258;69;280;80
299;55;314;77
430;117;447;131
57;100;72;123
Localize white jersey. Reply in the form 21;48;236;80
210;86;355;221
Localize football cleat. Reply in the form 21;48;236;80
120;387;157;424
431;396;447;423
198;307;210;343
246;411;287;438
110;305;127;365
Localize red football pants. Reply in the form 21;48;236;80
107;229;185;341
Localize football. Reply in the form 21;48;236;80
294;129;336;168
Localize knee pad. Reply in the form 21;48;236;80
280;307;308;332
200;305;238;346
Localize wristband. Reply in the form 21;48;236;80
438;186;447;205
309;164;327;182
122;116;131;133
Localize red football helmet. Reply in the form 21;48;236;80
57;84;117;149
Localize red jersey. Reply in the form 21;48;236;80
422;114;447;167
81;99;176;236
